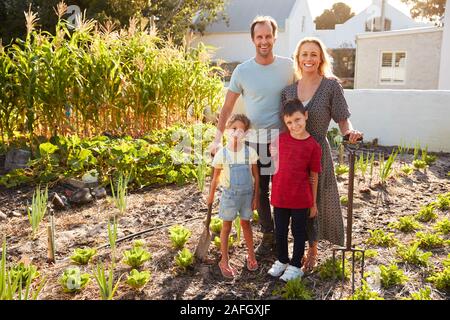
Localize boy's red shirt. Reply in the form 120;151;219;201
270;132;322;209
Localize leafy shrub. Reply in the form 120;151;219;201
434;218;450;235
126;269;151;289
272;278;313;300
59;267;90;293
379;264;408;288
318;258;350;281
389;216;422;233
396;243;432;267
210;217;223;234
122;246;152;268
366;230;397;247
348;280;384;300
415;232;449;249
175;248;194;270
169;225;192;249
415;206;438;222
70;247;97;265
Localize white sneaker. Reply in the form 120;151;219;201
268;260;288;277
280;265;304;282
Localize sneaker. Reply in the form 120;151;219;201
268;260;288;277
280;265;304;282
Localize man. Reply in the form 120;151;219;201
209;16;295;255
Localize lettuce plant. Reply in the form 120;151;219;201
426;267;450;291
434;218;450;235
122;246;152;268
379;264;408;288
415;205;437;222
59;267;90;293
126;269;151;289
348;280;384;300
406;287;432;300
272;278;313;300
396;243;432;267
169;225;191;249
318;257;350;281
389;216;422;233
210;217;223;234
175;248;194;270
435;194;450;210
366;229;397;247
415;232;449;249
70;247;97;265
335;164;349;176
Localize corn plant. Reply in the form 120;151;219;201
379;150;398;186
210;217;223;234
366;229;397;247
27;185;49;239
397;141;410;162
108;216;118;263
413;141;421;160
318;257;350;281
434;218;450;235
415;205;438;222
110;172;129;215
59;267;90;293
233;216;242;244
175;248;194;270
126;269;151;289
415;232;449;249
169;225;191;249
379;264;408;288
389;216;422;233
70;247;97;265
93;263;123;300
272;278;313;300
405;287;432;300
122;246;152;268
356;152;370;180
348;280;384;300
396;243;432;267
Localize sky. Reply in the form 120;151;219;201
307;0;413;19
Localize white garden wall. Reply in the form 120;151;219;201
228;88;450;152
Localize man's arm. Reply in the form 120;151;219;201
209;90;240;155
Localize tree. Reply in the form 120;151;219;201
314;2;355;30
401;0;446;23
0;0;226;45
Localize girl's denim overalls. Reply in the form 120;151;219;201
219;146;254;221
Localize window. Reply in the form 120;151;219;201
380;51;406;84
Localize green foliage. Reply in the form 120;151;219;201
401;0;445;22
59;267;90;293
379;264;408;288
366;229;397;247
252;210;259;224
335;164;349;176
327;128;342;149
318;258;350;281
108;216;118;263
195;159;208;193
348;280;384;300
210;217;223;234
434;218;450;235
272;278;313;300
27;185;48;238
70;247;97;265
415;205;438;222
435;193;450;211
122;245;152;268
132;239;145;247
355;249;378;261
233;216;242;244
110;173;129;215
169;225;191;249
315;2;355;29
213;235;235;249
356;152;370;179
427;267;450;292
175;248;194;270
126;269;151;289
9;262;40;283
379;150;398;185
400;165;414;175
415;232;449;249
412;159;427;170
405;287;432;300
340;195;348;206
389;216;422;233
93;263;123;300
396;243;432;267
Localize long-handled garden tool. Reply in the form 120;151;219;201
332;135;366;293
194;203;213;261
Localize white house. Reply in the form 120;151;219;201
192;0;428;62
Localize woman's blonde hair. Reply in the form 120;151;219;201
293;37;335;79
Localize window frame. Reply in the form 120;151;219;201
378;50;407;85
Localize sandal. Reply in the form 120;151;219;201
246;256;258;272
219;262;236;279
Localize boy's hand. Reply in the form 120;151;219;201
252;196;259;211
309;204;318;218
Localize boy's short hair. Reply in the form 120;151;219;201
281;99;307;118
226;114;251;131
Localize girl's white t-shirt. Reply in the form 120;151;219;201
211;145;259;188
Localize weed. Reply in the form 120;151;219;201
340;195;348;206
110;172;129;215
93;263;123;300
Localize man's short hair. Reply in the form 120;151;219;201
281;99;307;118
250;16;278;39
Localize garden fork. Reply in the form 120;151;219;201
332;135;366;294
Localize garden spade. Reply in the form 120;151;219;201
332;135;366;294
194;203;213;261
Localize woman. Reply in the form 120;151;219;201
280;37;362;271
